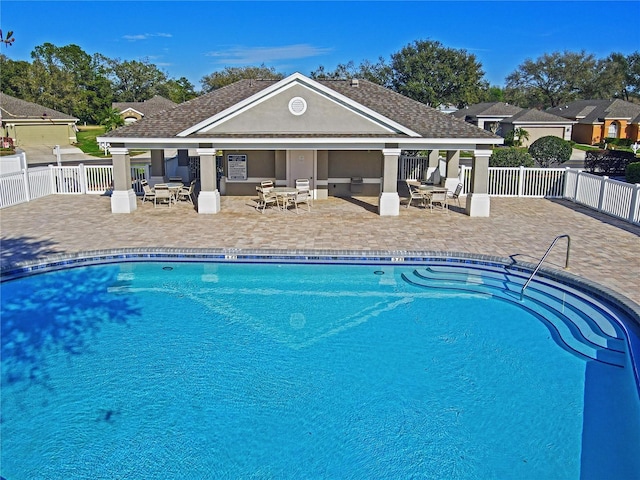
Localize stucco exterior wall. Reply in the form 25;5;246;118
221;150;276;195
327;150;381;196
206;84;390;135
572;124;596;145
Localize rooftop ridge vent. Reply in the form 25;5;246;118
350;78;359;87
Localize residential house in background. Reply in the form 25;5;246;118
113;95;177;125
452;102;573;147
547;99;640;145
0;92;79;146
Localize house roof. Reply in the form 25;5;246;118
504;108;575;125
548;99;640;124
113;95;177;117
0;92;78;121
451;102;523;119
103;74;500;144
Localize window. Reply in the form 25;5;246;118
607;121;619;138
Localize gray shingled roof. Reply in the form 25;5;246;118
504;108;574;124
548;99;640;124
0;92;78;120
104;77;499;141
451;102;522;119
113;95;177;117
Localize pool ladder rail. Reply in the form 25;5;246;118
520;234;571;301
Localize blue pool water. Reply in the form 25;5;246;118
1;261;639;479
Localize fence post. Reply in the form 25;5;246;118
597;176;608;212
78;163;87;194
48;164;57;194
562;167;570;199
517;166;525;197
573;170;583;203
629;184;640;224
22;168;31;202
459;165;466;186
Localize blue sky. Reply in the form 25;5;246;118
2;0;639;90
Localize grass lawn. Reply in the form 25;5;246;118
76;125;147;157
76;125;110;157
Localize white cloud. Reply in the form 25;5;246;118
123;33;173;41
205;43;333;64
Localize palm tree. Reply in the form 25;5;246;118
100;108;125;132
0;30;15;47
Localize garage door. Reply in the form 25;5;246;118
525;127;565;146
14;125;71;146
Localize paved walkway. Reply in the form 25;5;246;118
1;194;638;305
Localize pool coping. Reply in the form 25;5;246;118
2;246;639;321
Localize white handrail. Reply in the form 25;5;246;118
520;235;571;301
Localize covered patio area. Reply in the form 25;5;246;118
99;73;500;217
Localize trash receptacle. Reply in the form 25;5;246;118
350;176;363;194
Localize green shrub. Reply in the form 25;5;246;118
528;136;572;167
489;147;534;167
604;137;633;148
626;162;640;184
585;150;637;175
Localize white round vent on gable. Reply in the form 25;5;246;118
288;97;307;116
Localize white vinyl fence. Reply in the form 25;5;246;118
0;164;149;209
564;169;640;224
2;164;639;225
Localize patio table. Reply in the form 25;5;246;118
272;187;297;211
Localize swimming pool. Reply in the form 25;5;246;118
2;251;639;479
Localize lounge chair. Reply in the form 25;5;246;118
428;189;448;212
448;183;463;207
176;180;196;203
405;180;426;208
141;180;155;203
256;186;277;213
295;178;313;205
154;184;173;208
290;190;311;213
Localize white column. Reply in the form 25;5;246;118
110;147;137;213
379;148;401;216
466;149;491;217
197;147;220;214
443;150;461;191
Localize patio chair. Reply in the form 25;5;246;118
256;186;277;213
428;189;448;212
176;180;196;203
154;184;173;208
448;183;463;207
141;180;155;203
260;180;274;189
290;190;311;214
295;178;313;205
405;180;425;208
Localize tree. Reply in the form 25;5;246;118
489;147;534;167
310;58;392;87
201;64;284;93
389;40;487;108
505;51;599;108
106;57;168;102
100;107;125;131
504;128;530;147
622;51;640;101
528;136;572;167
0;54;30;98
157;76;198;103
0;29;15;47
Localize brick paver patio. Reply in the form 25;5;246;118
1;194;638;305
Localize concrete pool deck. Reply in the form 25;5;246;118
1;194;639;305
